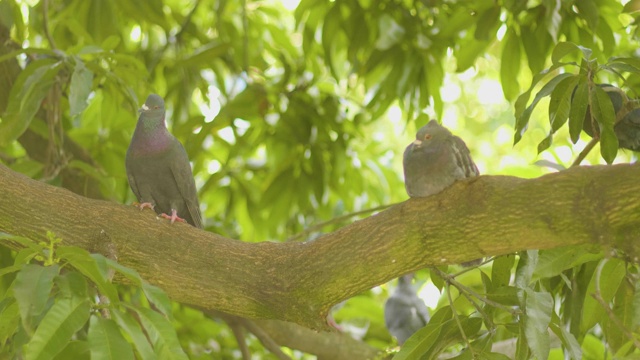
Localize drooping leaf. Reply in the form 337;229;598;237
25;297;91;360
514;72;572;144
56;247;118;303
111;309;156;360
69;58;94;117
88;316;135;360
590;85;618;163
524;289;553;360
130;306;188;360
13;264;60;333
500;29;521;101
568;76;589;143
0;58;62;146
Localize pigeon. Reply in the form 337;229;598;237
615;108;640;151
125;94;202;228
384;274;430;345
579;84;640;152
403;120;479;198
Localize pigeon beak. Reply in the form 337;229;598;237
138;104;150;113
412;139;422;146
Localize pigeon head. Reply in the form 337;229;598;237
412;120;452;148
139;94;165;117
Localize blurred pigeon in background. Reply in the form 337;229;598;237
384;274;430;345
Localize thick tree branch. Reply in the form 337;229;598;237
1;164;640;330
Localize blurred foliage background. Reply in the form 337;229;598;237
1;0;640;358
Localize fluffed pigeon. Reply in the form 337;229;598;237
384;274;430;345
125;94;202;228
403;120;479;198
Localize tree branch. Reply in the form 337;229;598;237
1;164;640;330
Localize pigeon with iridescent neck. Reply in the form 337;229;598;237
125;94;202;228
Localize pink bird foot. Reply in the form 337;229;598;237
160;209;186;224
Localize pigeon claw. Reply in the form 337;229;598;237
133;202;155;211
160;209;186;224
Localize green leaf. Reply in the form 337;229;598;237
455;39;490;72
430;268;445;292
533;245;602;280
0;58;62;146
500;29;521;101
178;42;231;68
568;76;589;143
548;75;579;132
111;309;156;360
88;316;135;360
56;247;118;303
590;86;618;163
55;271;89;299
13;264;60;333
474;6;501;41
69;58;94;117
550;317;582;360
100;35;121;51
575;0;599;30
26;297;91;360
393;307;451;360
492;255;515;288
624;0;640;13
515;250;538;289
551;42;592;64
0;299;20;347
581;260;626;332
514;73;573;145
524;289;552;360
0;233;44;258
486;286;520;306
101;256;172;318
52;341;90;360
537;133;553;154
130;306;187;359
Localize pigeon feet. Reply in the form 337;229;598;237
160;209;186;224
133;202;155;211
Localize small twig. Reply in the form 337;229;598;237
228;321;251;360
592;260;640;348
241;319;292;360
571;136;599;167
445;281;475;356
434;269;496;332
43;0;57;49
241;0;249;72
433;268;519;316
148;0;201;73
286;203;396;242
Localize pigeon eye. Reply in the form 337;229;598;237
424;134;432;140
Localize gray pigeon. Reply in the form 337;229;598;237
125;94;202;228
403;120;479;197
384;274;430;345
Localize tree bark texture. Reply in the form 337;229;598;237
1;163;639;330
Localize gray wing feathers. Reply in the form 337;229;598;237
450;136;479;178
169;140;203;228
